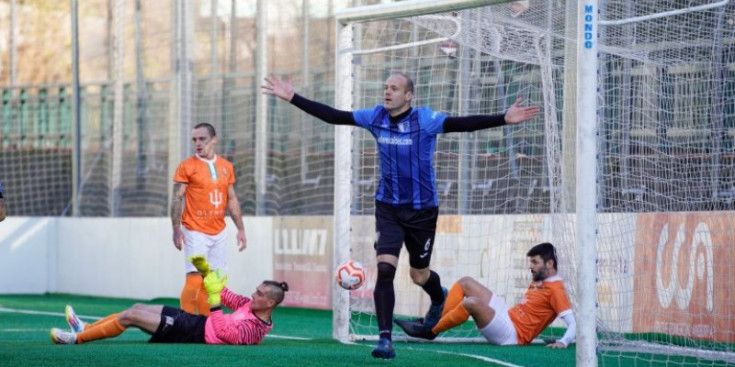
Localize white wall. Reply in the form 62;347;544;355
0;217;274;300
0;217;57;294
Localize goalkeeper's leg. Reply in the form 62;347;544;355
75;313;126;344
75;304;164;344
86;313;121;331
67;304;122;332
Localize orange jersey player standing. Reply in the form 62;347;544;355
396;242;575;349
170;122;246;316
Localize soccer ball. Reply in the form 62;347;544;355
336;260;366;290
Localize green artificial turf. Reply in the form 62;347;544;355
1;294;731;367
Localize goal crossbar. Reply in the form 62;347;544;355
335;0;513;24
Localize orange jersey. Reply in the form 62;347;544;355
508;276;572;345
174;155;235;235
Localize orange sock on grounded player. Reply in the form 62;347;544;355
76;316;126;344
85;313;120;331
196;281;210;316
442;282;466;317
432;303;470;335
180;273;204;315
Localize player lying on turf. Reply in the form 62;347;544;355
50;256;288;345
395;242;575;348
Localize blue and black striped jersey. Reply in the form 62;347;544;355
353;106;447;209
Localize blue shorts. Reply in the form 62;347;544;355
149;306;207;344
374;200;439;269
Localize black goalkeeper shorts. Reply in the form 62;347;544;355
148;306;207;344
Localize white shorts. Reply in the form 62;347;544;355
479;294;518;345
181;226;228;274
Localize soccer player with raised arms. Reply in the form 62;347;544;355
396;242;576;348
171;122;247;316
262;72;540;359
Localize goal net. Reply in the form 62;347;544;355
333;0;735;365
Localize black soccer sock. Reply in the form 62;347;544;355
422;270;445;305
374;262;396;341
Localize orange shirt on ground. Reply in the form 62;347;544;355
508;275;572;345
173;155;235;235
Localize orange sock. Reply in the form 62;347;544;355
85;313;120;331
76;316;126;344
180;273;203;314
432;303;470;335
196;281;210;316
442;282;465;317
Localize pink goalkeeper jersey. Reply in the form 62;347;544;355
204;288;273;345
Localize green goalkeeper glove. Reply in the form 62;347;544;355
187;255;210;277
203;269;227;306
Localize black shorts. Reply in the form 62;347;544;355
148;306;207;344
374;200;439;269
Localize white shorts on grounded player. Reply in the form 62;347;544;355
479;293;518;345
181;225;228;273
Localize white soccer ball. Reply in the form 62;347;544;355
336;260;366;290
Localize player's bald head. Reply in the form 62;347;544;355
389;72;414;94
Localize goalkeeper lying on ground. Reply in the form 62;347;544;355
50;255;289;345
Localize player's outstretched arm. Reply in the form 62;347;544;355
504;97;541;125
262;74;356;126
443;97;541;133
261;74;295;102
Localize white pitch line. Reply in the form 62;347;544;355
0;306;310;341
2;328;48;332
264;334;312;341
432;348;525;367
0;306;101;320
